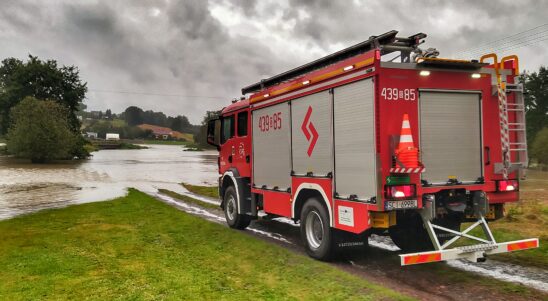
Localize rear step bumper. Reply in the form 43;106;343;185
400;238;539;266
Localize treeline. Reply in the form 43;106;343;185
81;106;201;141
120;106;199;134
523;66;548;167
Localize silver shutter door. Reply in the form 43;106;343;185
334;78;376;200
291;91;332;176
419;92;482;184
252;102;291;189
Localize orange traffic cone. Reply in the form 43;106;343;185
395;114;419;168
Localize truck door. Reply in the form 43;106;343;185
219;110;251;177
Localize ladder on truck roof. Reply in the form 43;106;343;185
480;54;528;179
241;30;427;95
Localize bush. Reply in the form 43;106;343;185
6;97;84;163
531;127;548;165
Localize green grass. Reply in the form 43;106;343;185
0;189;411;300
181;183;219;199
158;188;219;210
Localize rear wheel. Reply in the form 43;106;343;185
300;198;334;261
224;186;250;230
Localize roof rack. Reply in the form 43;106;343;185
241;30;427;95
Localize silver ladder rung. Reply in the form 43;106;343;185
507;109;525;112
508;122;525;125
510;142;526;145
510;148;527;151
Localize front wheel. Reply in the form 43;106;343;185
224;186;250;230
300;198;334;261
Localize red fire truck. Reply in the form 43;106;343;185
206;30;538;265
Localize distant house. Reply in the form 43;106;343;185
106;133;120;141
138;124;174;140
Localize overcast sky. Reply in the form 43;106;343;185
1;0;547;123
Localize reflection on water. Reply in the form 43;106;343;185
0;145;218;220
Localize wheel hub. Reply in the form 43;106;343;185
305;211;324;250
226;195;236;221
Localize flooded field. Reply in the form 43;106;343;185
0;145;218;220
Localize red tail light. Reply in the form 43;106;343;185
497;180;519;192
385;184;416;199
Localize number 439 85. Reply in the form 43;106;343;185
381;88;416;101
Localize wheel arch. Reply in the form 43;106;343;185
220;169;250;215
292;183;333;226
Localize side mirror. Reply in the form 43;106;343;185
207;119;221;148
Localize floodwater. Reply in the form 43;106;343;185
0;145;218;220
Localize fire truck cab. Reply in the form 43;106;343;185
207;30;538;265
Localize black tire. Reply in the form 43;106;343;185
389;212;432;252
223;186;250;230
389;211;462;252
300;198;334;261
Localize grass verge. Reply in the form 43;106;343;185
158;188;219;210
181;183;219;199
0;189;411;300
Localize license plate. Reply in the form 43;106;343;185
385;199;418;210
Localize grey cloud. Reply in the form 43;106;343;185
0;0;547;123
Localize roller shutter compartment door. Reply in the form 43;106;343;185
291;90;333;176
334;78;376;200
252;102;291;190
419;91;482;184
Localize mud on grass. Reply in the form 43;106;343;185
0;189;411;300
158;188;219;209
181;182;219;199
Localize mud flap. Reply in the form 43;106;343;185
332;228;368;251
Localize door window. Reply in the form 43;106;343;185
221;115;235;144
237;111;248;136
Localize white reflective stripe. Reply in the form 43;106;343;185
402;120;410;128
399;135;413;143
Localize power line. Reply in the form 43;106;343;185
88;89;226;100
452;23;548;58
455;28;548;57
452;23;548;56
457;35;548;59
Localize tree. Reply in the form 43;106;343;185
170;115;191;132
6;97;79;163
0;55;87;134
523;66;548;146
531;127;548;165
105;109;112;119
123;106;144;126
